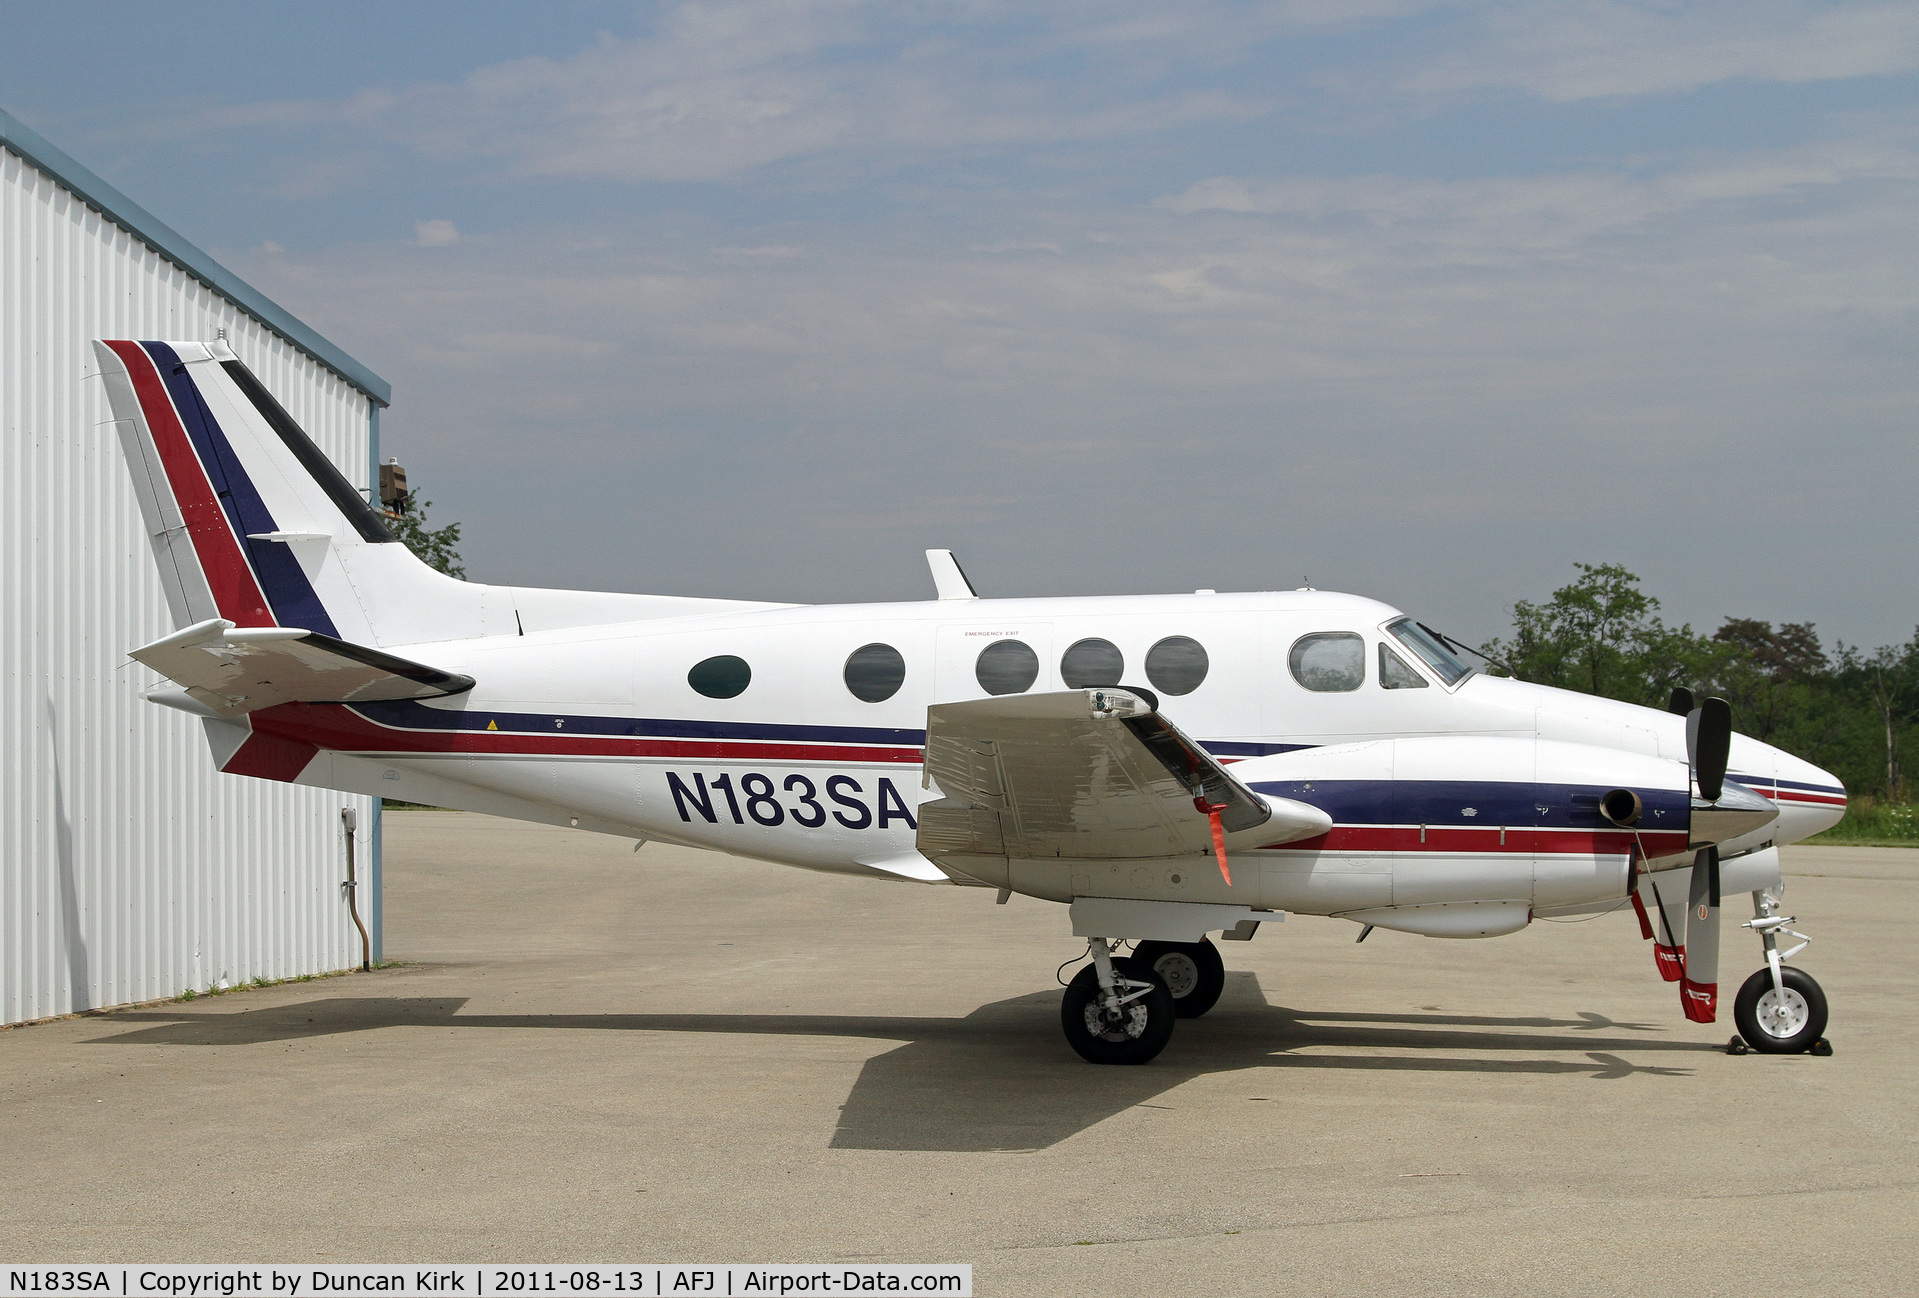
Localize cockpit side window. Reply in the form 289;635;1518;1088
1386;617;1470;686
1379;643;1429;689
1289;632;1365;692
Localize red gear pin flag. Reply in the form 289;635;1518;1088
1195;797;1233;886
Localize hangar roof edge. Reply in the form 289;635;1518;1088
0;106;392;408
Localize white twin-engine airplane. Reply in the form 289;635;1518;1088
96;339;1846;1064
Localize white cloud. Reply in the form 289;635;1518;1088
230;128;1919;640
412;219;462;247
1405;2;1919;102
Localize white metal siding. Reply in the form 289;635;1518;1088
1;142;379;1025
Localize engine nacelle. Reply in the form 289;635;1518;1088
1232;735;1715;923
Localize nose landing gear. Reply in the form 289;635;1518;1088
1733;889;1829;1054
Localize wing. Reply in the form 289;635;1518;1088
130;617;475;718
916;688;1328;863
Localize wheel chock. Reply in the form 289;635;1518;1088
1810;1038;1833;1056
1725;1036;1750;1055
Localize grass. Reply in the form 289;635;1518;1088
1804;795;1919;848
169;961;406;1004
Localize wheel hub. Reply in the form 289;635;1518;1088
1154;953;1200;999
1754;986;1810;1038
1085;1000;1149;1042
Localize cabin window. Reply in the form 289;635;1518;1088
1145;636;1209;696
1379;643;1429;689
1060;638;1124;688
1289;633;1364;692
688;655;752;699
975;639;1040;695
843;643;907;702
1386;617;1471;685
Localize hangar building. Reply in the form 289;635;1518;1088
2;108;387;1025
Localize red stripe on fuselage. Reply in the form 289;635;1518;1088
106;341;274;627
1764;789;1847;807
249;703;924;764
222;730;320;782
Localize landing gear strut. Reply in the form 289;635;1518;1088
1060;940;1175;1064
1734;888;1829;1054
1131;938;1226;1018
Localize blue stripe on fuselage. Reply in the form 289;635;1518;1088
142;342;339;637
351;699;1328;754
1249;778;1693;832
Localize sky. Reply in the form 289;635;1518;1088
5;1;1915;648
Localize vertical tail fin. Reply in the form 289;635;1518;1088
97;339;786;651
96;339;399;639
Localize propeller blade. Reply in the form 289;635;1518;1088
1680;848;1720;1023
1668;687;1695;716
1687;696;1732;803
1641;871;1687;982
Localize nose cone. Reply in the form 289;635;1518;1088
1691;779;1778;848
1742;740;1849;843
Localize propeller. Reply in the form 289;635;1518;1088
1687;696;1732;803
1675;697;1734;1023
1681;846;1721;1022
1667;686;1695;716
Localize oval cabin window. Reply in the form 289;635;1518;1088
688;654;752;699
1059;638;1124;688
1145;636;1209;696
1289;633;1364;692
975;639;1040;695
843;643;907;703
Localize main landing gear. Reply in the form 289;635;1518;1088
1060;937;1228;1063
1734;890;1829;1054
1130;938;1226;1019
1060;941;1175;1064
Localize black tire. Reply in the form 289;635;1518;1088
1733;966;1828;1054
1060;957;1176;1064
1131;939;1226;1019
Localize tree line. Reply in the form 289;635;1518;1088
1476;563;1915;806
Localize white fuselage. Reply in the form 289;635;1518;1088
259;588;1844;918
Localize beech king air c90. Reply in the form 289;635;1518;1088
95;339;1844;1063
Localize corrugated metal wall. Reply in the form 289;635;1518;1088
1;142;379;1025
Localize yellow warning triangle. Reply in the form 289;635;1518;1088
486;719;498;730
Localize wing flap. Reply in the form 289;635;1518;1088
917;688;1327;864
130;618;475;718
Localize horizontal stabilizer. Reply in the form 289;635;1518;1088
130;618;475;718
917;688;1329;863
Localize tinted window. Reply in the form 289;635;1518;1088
843;643;906;702
1379;643;1428;689
1145;636;1209;696
1387;617;1471;686
1060;638;1124;688
1290;633;1364;692
688;655;751;699
975;639;1039;695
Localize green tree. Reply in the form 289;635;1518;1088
1707;618;1827;742
1829;634;1919;800
387;489;465;580
1484;563;1725;707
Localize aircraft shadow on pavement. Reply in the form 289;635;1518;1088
88;973;1706;1152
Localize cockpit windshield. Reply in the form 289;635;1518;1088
1386;618;1472;686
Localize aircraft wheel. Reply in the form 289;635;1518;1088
1733;966;1828;1054
1060;958;1175;1065
1131;939;1226;1018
